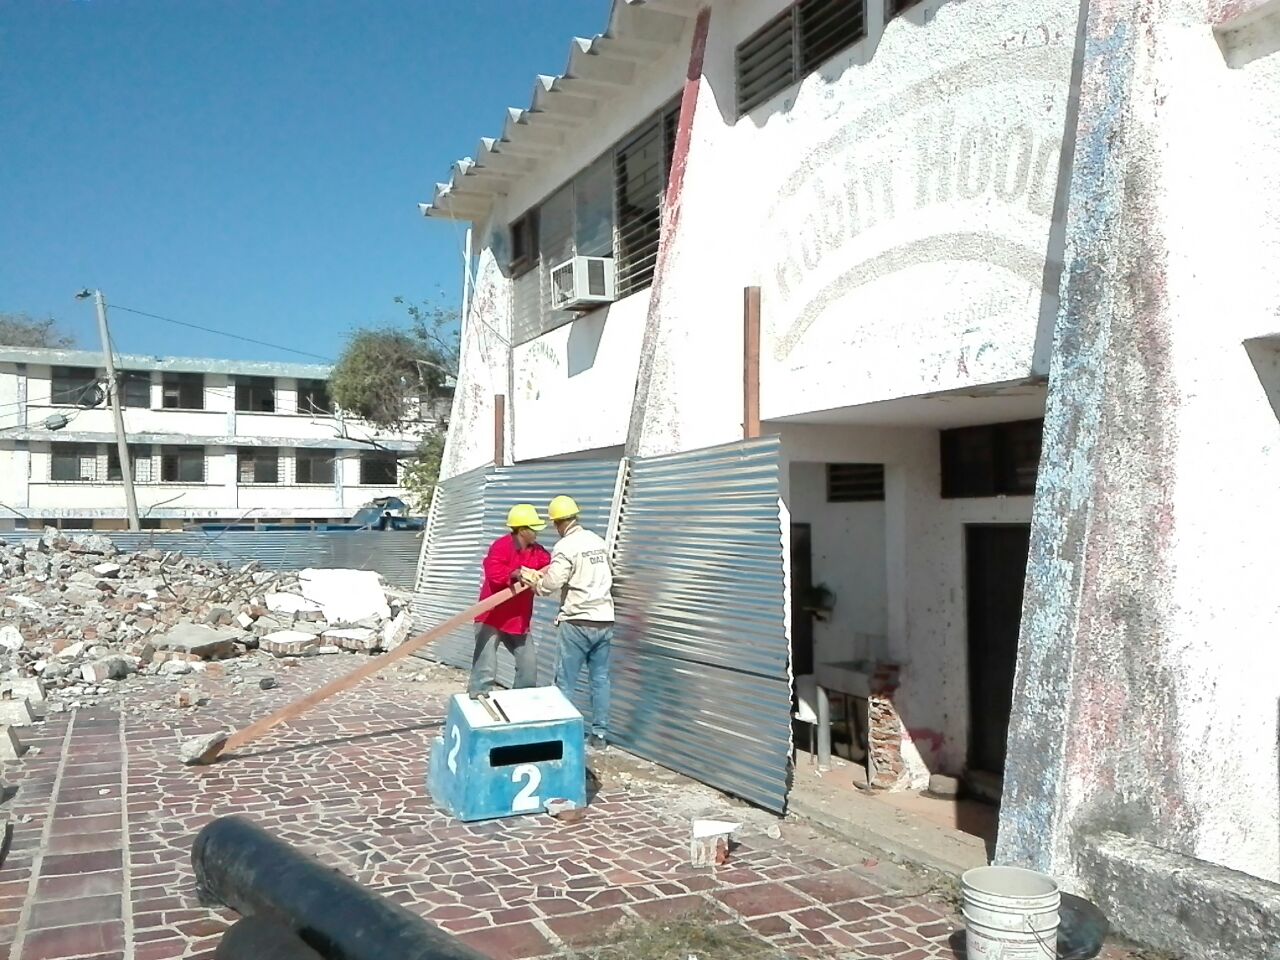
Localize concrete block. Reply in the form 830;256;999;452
0;699;35;727
428;687;586;823
259;630;319;658
0;626;24;653
0;725;27;759
299;569;389;625
2;678;46;704
322;628;379;652
92;562;122;579
382;612;412;652
81;657;134;684
155;623;240;660
1082;831;1280;960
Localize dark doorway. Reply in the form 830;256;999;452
965;524;1031;778
791;523;815;677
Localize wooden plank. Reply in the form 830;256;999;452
220;586;525;756
744;285;761;439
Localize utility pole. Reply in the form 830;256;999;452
83;290;141;531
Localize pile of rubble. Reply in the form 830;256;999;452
0;528;414;739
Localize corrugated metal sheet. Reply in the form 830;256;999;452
0;530;423;588
610;437;792;812
410;466;490;669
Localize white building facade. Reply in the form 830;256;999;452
423;0;1280;954
0;347;426;529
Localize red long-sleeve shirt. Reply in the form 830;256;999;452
474;534;551;635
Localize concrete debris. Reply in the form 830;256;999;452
690;820;741;868
0;626;24;653
0;725;26;760
154;623;241;660
259;676;278;690
264;593;324;616
0;699;36;727
180;730;229;765
298;568;391;625
0;528;406;714
323;627;378;652
259;631;320;657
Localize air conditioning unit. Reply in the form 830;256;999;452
549;256;617;311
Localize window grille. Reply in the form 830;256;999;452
235;377;276;413
50;367;98;406
238;447;280;484
736;0;866;117
161;446;205;483
940;419;1043;498
119;371;152;408
162;373;204;410
360;455;399;486
826;463;886;502
295;449;336;485
50;445;98;482
108;445;152;483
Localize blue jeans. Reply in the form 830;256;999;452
555;621;613;739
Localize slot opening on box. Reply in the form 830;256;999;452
490;741;564;767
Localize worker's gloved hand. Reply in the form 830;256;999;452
517;567;543;587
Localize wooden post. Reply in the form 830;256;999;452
744;286;761;440
493;394;506;466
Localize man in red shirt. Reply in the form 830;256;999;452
469;503;552;695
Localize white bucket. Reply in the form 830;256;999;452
961;865;1060;960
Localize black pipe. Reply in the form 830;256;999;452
215;915;325;960
193;816;489;960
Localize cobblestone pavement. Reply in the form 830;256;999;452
0;653;1145;959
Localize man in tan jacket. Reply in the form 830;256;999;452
521;495;614;749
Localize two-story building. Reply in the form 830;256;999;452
0;346;431;529
419;0;1280;954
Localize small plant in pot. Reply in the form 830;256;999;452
800;584;836;622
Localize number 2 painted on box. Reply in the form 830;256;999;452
511;764;542;812
446;726;461;774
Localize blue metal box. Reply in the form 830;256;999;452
427;687;587;822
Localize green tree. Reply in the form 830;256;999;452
329;298;459;511
0;312;75;348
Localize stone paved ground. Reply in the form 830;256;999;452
0;653;1147;960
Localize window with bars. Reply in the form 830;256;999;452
238;447;280;485
296;379;333;415
827;463;886;502
615;101;680;298
50;367;98;406
507;97;680;343
940;419;1043;498
119;371;152;408
885;0;921;19
50;445;98;482
359;455;399;486
235;376;276;413
736;0;867;116
162;373;204;409
295;449;336;485
108;445;153;483
160;446;206;483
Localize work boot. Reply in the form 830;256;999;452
587;734;608;753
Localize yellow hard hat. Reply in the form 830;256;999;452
547;495;580;522
506;504;546;530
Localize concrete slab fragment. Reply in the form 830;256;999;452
154;623;241;660
298;569;390;625
260;630;320;657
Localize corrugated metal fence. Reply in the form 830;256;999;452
411;460;625;684
411;437;793;813
0;530;423;589
610;437;792;812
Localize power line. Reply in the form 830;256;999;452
110;305;334;363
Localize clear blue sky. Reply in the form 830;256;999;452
0;0;605;363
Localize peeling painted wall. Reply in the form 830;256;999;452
999;0;1280;890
